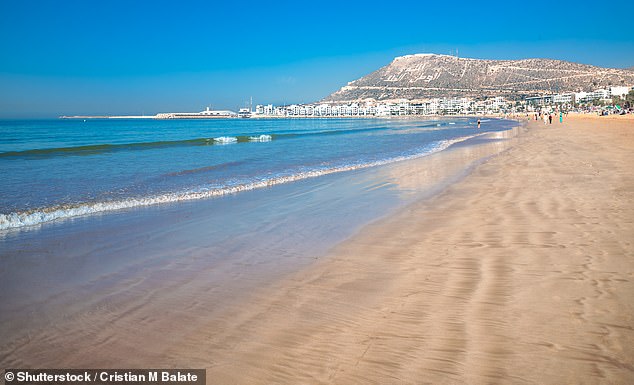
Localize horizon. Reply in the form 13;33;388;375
1;0;633;118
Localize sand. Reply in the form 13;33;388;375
190;114;634;384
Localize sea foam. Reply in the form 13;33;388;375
249;134;272;142
214;136;238;144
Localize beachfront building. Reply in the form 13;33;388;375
575;89;611;104
251;97;515;117
553;93;575;104
526;95;555;106
273;106;287;116
376;104;391;116
523;85;634;109
288;104;301;116
423;100;439;115
255;104;276;115
609;86;632;98
486;97;508;112
314;104;332;116
424;98;480;115
437;98;458;114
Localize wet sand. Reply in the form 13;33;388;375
195;115;634;384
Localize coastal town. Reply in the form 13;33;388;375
250;84;633;118
62;84;632;120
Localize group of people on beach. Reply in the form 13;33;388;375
533;111;565;125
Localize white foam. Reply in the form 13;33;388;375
249;134;272;142
214;136;237;144
0;133;486;231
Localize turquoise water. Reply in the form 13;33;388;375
0;117;515;230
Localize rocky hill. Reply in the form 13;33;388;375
323;54;634;102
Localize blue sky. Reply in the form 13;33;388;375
1;0;633;117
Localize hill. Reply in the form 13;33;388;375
323;54;634;102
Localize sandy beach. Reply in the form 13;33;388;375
185;114;633;384
2;115;633;384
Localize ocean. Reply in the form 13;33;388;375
0;117;521;364
0;117;515;230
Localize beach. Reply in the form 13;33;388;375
192;114;633;384
2;115;633;384
0;118;519;370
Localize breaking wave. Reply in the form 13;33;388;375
0;120;453;159
249;134;272;142
213;136;238;144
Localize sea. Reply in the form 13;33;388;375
0;117;515;231
0;117;521;364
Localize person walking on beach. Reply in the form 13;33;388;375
543;113;548;125
548;114;553;124
560;111;563;123
477;119;481;129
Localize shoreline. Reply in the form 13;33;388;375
0;120;522;370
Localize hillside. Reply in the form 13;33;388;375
323;54;634;102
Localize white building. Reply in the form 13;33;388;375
553;93;575;104
576;89;611;103
610;86;631;98
199;107;237;116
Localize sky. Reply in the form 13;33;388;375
1;0;633;118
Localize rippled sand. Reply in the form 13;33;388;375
196;115;634;384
